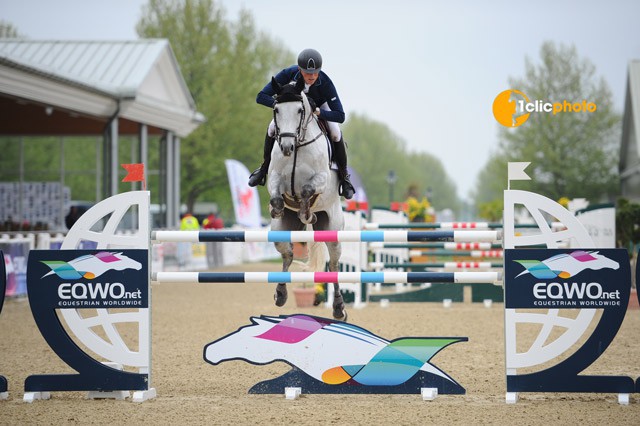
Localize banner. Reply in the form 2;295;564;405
347;166;368;205
224;160;262;228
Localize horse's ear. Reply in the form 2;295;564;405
294;77;305;93
271;76;282;95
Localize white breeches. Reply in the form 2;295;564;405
268;102;342;142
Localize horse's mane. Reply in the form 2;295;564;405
273;77;305;104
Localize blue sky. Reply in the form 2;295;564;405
2;0;639;201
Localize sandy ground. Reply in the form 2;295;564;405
1;262;640;425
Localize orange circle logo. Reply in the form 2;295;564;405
492;90;531;127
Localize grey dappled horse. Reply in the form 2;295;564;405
267;77;347;321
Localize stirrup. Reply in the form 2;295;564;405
248;167;267;187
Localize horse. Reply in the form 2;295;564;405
266;77;347;321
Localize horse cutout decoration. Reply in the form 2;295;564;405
513;250;620;280
267;77;347;320
204;314;467;395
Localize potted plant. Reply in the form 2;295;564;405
291;242;320;308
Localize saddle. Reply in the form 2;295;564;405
317;118;337;170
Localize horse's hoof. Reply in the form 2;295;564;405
333;305;347;322
269;198;285;218
274;285;288;307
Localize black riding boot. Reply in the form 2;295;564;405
333;138;355;199
248;133;276;187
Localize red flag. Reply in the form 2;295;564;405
121;163;146;189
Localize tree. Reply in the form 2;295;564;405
474;41;621;207
0;20;22;38
137;0;291;215
344;113;460;212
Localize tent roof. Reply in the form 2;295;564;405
0;39;204;137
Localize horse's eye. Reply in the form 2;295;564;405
298;108;303;113
274;107;279;114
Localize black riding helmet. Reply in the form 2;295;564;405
297;48;322;74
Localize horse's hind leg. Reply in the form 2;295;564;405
326;241;347;321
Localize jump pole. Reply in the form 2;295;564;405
369;242;503;250
364;222;563;230
406;250;504;258
369;262;503;269
152;230;500;243
152;271;501;284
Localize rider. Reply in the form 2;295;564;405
248;48;355;199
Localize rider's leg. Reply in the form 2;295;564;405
248;123;276;187
328;122;355;200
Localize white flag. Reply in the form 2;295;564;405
224;160;262;228
508;162;531;181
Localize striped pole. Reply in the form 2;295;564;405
407;250;504;258
370;242;502;250
152;230;500;243
369;262;503;269
364;222;563;230
152;271;500;284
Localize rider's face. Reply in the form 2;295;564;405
299;69;319;85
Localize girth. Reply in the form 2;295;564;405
282;193;320;211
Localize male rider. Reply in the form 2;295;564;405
248;48;355;200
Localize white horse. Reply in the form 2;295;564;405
267;77;346;320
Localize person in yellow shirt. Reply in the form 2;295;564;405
405;185;434;223
180;212;200;230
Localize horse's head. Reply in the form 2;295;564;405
109;252;143;271
204;316;283;365
584;251;620;271
271;77;310;157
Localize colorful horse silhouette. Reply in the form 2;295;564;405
204;314;467;394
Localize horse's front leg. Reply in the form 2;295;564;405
268;173;285;219
298;184;317;224
325;242;347;321
273;241;294;307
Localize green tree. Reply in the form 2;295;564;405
344;113;460;213
0;20;21;38
474;41;620;207
137;0;291;215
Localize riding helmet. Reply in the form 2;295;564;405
297;48;322;74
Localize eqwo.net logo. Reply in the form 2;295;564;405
492;89;597;127
40;251;142;280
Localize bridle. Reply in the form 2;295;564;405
273;93;326;199
272;94;324;151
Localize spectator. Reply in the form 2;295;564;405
180;212;200;230
202;212;223;230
